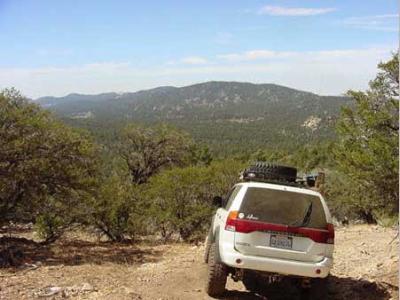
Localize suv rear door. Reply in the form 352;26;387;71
213;185;242;234
234;186;332;263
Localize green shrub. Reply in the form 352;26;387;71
145;159;245;242
35;213;64;243
90;173;144;241
0;88;99;242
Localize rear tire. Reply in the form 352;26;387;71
204;235;211;264
205;243;227;297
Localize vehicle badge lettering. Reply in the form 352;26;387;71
246;214;259;220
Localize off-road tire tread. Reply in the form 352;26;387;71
204;237;211;264
244;162;297;182
205;243;227;297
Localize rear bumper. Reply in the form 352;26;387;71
220;242;333;278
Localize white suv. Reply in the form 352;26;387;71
204;164;334;297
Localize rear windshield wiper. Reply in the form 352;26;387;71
290;202;313;227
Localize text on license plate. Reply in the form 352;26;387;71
270;234;293;249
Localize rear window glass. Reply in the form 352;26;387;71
239;187;327;229
225;186;242;210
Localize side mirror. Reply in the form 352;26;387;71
212;196;223;207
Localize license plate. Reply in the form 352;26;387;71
270;234;293;249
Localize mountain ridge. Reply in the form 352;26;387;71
35;81;351;154
35;81;328;102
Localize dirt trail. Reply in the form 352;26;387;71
0;225;398;300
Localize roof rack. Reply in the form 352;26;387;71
241;176;307;188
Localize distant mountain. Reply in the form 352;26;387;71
37;92;120;107
35;81;350;154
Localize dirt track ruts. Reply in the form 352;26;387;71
0;225;398;299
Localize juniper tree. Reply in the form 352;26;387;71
334;53;399;222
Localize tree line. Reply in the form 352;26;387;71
0;53;398;243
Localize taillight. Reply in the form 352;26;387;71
226;214;335;245
225;211;238;231
326;223;335;244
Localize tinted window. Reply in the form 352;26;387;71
225;186;242;210
239;187;326;229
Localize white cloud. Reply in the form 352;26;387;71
0;47;394;98
0;62;133;98
180;56;208;65
217;50;296;62
342;14;398;31
258;5;336;16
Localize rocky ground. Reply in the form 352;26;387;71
0;224;398;300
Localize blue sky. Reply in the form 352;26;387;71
0;0;398;97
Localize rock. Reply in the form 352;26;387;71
38;286;62;297
81;282;95;291
390;255;398;262
23;263;39;271
130;293;142;299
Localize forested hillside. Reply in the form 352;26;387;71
36;82;350;154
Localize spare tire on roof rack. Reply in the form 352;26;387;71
242;162;297;183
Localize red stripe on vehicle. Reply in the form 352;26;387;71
227;218;334;244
